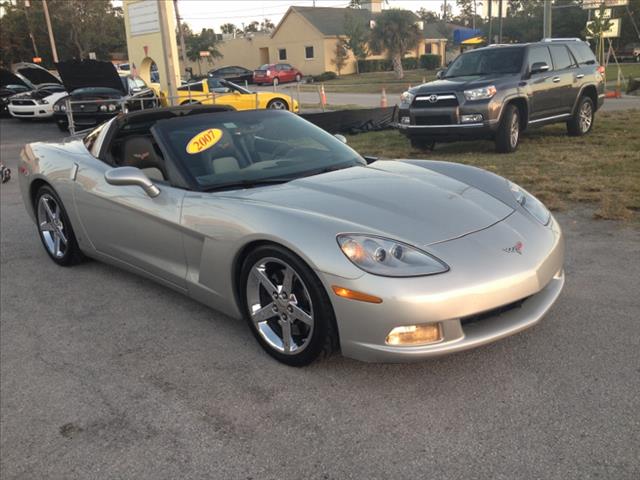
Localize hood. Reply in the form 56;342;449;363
67;87;124;100
415;74;517;94
13;63;61;86
56;59;125;94
1;68;31;89
230;161;513;246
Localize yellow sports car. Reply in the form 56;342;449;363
172;78;299;112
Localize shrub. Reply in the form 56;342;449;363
356;57;420;73
313;71;338;82
420;54;442;70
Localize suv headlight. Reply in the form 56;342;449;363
400;91;415;104
464;85;496;101
337;234;449;277
508;181;550;225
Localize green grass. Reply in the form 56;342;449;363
301;70;439;94
605;63;640;82
345;109;640;221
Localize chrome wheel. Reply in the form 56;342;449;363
579;101;593;133
510;111;519;148
246;257;314;355
37;194;67;259
268;99;288;110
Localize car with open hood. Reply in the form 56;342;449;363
6;62;66;120
52;59;158;131
18;105;564;366
175;77;299;112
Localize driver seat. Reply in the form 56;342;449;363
120;135;167;181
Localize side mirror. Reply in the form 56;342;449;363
104;167;160;198
436;70;445;79
334;134;347;144
530;62;550;75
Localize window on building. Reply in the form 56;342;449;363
278;48;287;60
305;46;314;59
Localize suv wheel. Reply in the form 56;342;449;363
495;104;520;153
410;137;435;151
567;96;594;136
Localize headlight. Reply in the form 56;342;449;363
60;104;67;111
400;91;415;104
99;105;108;112
508;181;550;225
464;85;496;101
337;234;449;277
108;104;117;112
53;105;59;111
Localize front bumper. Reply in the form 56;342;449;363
54;111;117;127
321;212;565;362
9;103;54;118
397;96;501;139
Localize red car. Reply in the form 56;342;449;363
253;63;303;86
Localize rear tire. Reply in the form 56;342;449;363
495;104;520;153
34;185;84;266
239;244;338;366
410;137;435;151
567;96;594;136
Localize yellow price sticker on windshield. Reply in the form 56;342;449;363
186;128;223;154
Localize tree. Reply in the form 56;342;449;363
243;21;260;34
260;18;275;32
344;11;369;75
416;7;439;23
331;40;349;75
220;23;236;34
369;9;422;79
185;28;222;76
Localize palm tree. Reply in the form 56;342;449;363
369;10;422;79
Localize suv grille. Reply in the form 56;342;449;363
413;93;458;108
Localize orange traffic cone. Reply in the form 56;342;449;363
380;88;387;108
320;83;327;106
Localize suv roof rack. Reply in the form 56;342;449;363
541;38;583;42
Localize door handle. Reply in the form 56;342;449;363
576;74;585;79
552;76;561;83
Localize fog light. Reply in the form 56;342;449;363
99;105;108;112
460;114;483;123
386;323;442;346
401;116;410;125
108;104;117;112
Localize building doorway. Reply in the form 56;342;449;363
259;47;269;66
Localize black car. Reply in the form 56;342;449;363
398;39;605;153
53;59;158;131
207;65;254;84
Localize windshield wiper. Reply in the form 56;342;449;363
299;161;362;179
204;178;292;192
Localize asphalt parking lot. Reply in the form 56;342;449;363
1;117;639;480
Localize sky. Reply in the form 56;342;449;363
172;0;456;33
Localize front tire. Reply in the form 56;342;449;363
495;104;520;153
267;98;289;110
239;245;338;366
35;185;84;266
567;96;594;136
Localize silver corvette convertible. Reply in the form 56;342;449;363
18;105;564;366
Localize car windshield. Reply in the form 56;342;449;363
257;65;269;70
445;47;524;77
153;110;365;191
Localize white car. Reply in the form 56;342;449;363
7;63;66;120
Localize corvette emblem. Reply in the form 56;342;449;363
503;241;524;255
133;152;150;160
428;94;438;103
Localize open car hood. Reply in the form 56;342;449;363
56;59;125;94
13;62;61;87
1;68;31;89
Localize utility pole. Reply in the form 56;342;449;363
173;0;187;66
23;1;39;58
543;0;552;39
42;0;58;63
443;0;447;21
488;0;493;44
498;0;503;43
